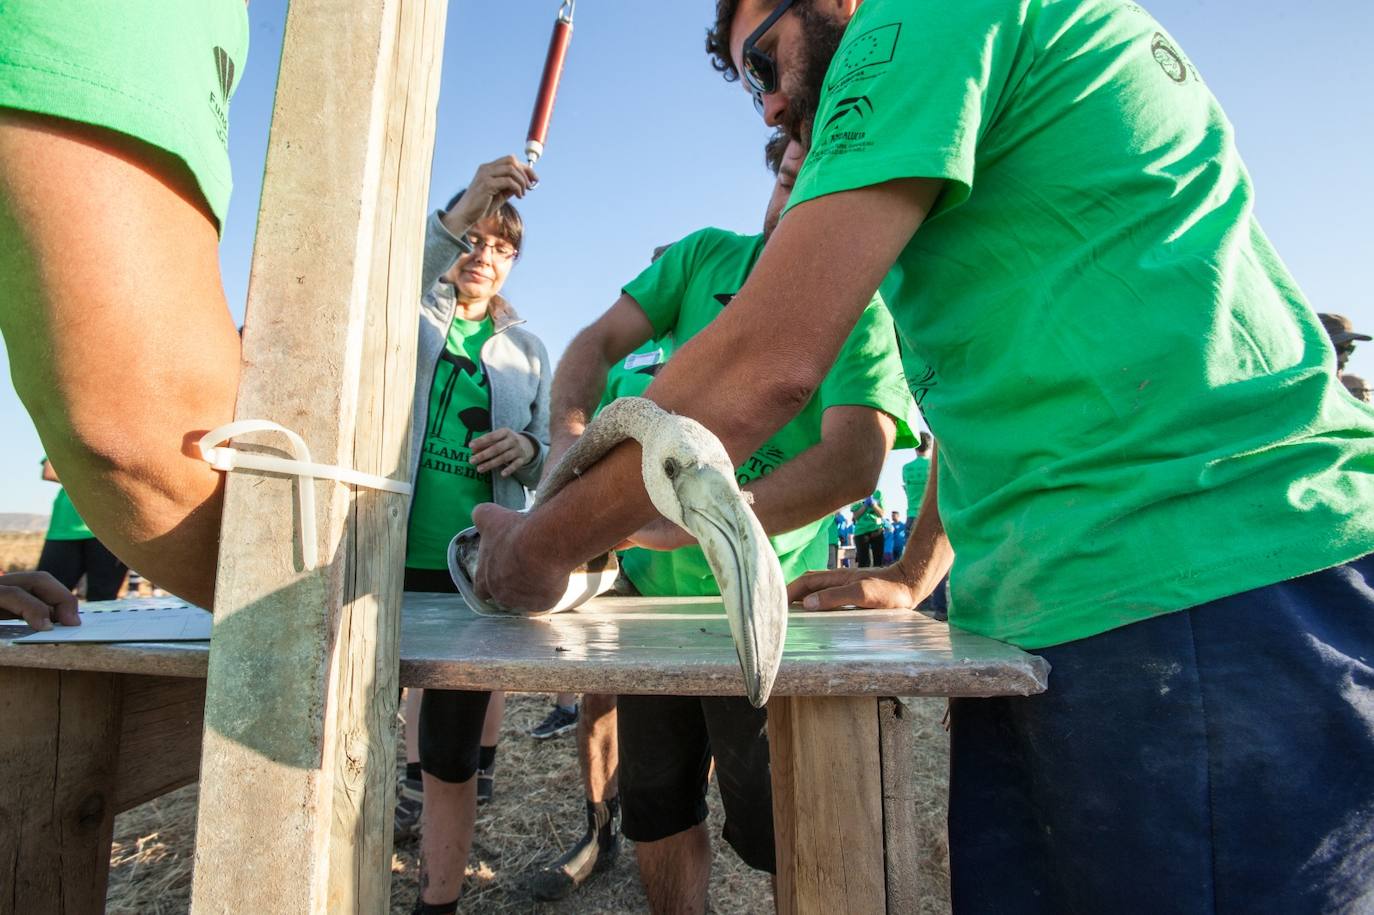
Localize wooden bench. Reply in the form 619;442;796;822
0;594;1046;914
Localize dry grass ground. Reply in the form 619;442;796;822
0;532;43;572
107;694;951;914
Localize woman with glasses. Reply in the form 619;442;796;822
399;156;551;915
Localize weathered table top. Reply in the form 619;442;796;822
0;594;1048;698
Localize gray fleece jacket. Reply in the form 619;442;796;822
409;211;551;512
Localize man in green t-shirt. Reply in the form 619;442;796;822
849;489;885;567
472;1;1374;908
532;134;912;908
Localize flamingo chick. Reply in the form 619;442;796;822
452;397;788;707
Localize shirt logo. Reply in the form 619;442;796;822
1151;33;1190;83
213;47;236;100
827;23;901;92
208;47;236;147
823;95;874;129
909;364;938;407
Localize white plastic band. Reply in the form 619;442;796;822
198;419;413;570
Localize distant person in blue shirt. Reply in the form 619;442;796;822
890;511;908;561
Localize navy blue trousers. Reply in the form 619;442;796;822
949;554;1374;914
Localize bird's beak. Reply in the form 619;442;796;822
674;462;788;707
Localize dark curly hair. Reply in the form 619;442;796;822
764;130;789;175
707;0;789;82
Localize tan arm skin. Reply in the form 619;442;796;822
787;444;953;610
547;294;658;470
1;112;241;609
549;294;895;550
472;176;943;611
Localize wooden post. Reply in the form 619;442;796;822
190;0;446;911
0;668;123;915
770;696;887;915
878;697;921;913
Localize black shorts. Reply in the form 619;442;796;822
404;567;490;784
38;537;127;601
854;530;884;567
949;553;1374;913
617;694;775;873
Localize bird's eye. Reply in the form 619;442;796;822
663;458;679;479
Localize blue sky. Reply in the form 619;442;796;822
4;0;1372;520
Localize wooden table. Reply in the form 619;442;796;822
0;595;1048;914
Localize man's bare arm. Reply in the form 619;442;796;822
1;112;240;608
473;177;942;611
547;295;655;468
787;444;953;610
746;405;895;535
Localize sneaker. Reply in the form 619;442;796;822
476;766;495;805
529;703;579;740
394;776;423;842
528;823;620;901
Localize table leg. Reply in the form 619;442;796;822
770;695;887;915
878;697;922;912
0;667;124;915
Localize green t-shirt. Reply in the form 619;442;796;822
597;338;675;409
0;0;248;229
901;456;930;519
405;317;497;569
788;0;1374;648
42;456;93;541
850;490;885;536
47;490;92;541
619;228;912;596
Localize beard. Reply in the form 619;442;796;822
780;5;849;146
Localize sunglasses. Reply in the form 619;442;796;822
742;0;797;114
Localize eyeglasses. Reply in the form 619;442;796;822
742;0;796;115
465;234;518;260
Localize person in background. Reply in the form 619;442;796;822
37;457;127;601
1342;373;1371;403
837;511;855;567
527;336;672;901
531;693;580;741
401;158;550;915
890;510;908;561
1319;313;1371;375
902;433;934;531
827;512;843;569
850;490;886;567
531;133;912;911
881;511;896;564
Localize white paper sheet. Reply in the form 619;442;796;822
12;599;211;644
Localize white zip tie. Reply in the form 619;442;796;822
198;419;412;570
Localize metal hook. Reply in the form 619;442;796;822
558;0;575;24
